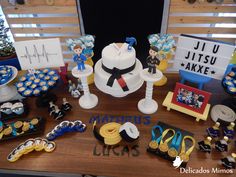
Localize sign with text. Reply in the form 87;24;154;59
14;38;65;70
173;34;235;80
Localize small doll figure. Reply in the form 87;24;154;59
215;136;229;152
53;105;65;120
223;122;235;139
198;136;212;153
61;98;72;112
220;153;236;169
73;45;87;71
146;46;160;74
71;84;81;98
48;102;56;116
206;122;220;138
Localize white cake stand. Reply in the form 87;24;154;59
71;64;98;109
138;68;163;114
0;66;19;102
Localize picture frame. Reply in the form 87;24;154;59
171;83;211;114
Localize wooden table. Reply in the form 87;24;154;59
0;74;235;177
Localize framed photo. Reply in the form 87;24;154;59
171;83;211;114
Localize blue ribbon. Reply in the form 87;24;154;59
170;131;182;151
151;125;163;144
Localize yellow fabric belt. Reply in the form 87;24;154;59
93;121;122;145
100;122;122;145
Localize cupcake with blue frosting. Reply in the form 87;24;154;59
33;88;41;96
16;82;24;89
25;80;32;87
48;80;56;87
16;68;59;97
18;87;26;94
23;89;32;97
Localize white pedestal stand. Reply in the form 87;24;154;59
72;64;98;109
138;68;163;114
0;66;19;102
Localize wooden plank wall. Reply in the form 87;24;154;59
1;0;235;71
1;0;80;67
168;0;236;44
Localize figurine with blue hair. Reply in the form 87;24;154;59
66;35;95;71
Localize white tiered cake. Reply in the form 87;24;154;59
94;43;143;97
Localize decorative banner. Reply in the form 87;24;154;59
14;38;65;70
173;34;235;80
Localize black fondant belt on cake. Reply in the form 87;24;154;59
102;63;136;92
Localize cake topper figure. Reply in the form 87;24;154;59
125;37;137;51
147;34;175;86
72;44;87;71
66;35;95;71
146;46;160;74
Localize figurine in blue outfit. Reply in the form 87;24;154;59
72;44;87;71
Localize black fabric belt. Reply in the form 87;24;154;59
101;62;136;92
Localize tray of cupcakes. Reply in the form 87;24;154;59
0;99;29;121
0;65;14;86
15;68;59;97
222;67;236;96
0;117;45;142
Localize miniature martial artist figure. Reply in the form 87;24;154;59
220;153;236;169
68;80;81;98
215;136;229;152
146;46;160;74
198;136;212;153
206;122;221;138
53;105;65;120
48;102;56;116
71;84;81;98
73;45;87;71
223;122;235;139
61;98;72;112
